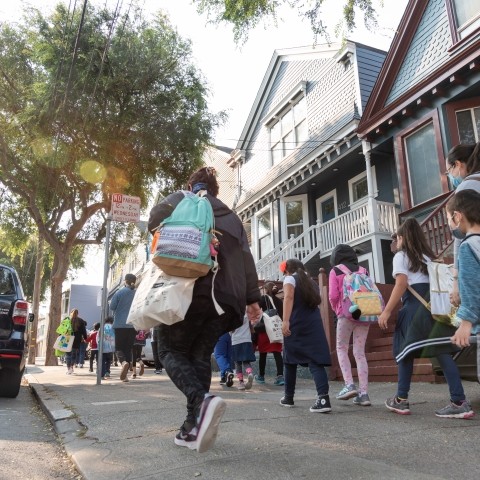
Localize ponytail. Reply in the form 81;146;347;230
466;142;480;175
284;259;321;309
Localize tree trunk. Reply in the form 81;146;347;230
27;234;44;364
44;251;71;366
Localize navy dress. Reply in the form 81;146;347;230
283;277;331;367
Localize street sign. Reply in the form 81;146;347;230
110;193;141;222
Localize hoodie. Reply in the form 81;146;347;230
328;244;362;316
148;191;260;330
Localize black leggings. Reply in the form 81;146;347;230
258;351;283;376
114;328;137;364
89;350;99;371
132;344;143;367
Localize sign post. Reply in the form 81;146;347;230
97;194;141;386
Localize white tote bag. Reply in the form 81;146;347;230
127;262;195;330
263;295;283;344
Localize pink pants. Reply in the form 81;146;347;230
336;317;370;394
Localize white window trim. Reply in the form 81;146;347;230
316;189;338;223
348;166;378;208
358;252;375;282
254;205;273;262
264;81;307;126
279;194;309;241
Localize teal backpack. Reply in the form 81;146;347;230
152;190;218;278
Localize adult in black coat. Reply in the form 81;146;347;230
148;166;262;453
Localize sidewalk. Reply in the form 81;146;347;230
25;363;480;480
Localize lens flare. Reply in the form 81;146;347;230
79;160;107;184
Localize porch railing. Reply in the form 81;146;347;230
256;199;399;280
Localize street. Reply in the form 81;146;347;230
0;378;82;480
23;364;480;480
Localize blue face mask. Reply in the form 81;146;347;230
448;173;463;189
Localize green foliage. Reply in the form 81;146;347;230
194;0;379;44
0;0;222;275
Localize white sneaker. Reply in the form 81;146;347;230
237;381;246;390
245;373;253;390
138;360;145;376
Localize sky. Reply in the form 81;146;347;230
1;0;409;285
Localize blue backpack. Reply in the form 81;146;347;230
152;190;218;278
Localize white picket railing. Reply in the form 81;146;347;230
256;199;399;281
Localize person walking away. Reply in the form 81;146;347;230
329;244;372;406
75;316;88;368
231;314;256;390
132;330;147;378
256;282;284;385
148;166;262;453
447;190;480;348
65;309;87;375
444;143;480;306
101;316;115;379
378;218;474;418
87;323;100;372
110;273;137;382
279;259;332;413
150;327;163;374
214;332;234;386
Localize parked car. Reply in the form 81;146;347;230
0;264;32;398
141;338;154;367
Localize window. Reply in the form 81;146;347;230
348;168;377;206
451;0;480;38
285;200;304;238
404;122;443;206
456;107;480;143
270;96;307;165
316;190;337;223
0;268;14;295
256;210;272;259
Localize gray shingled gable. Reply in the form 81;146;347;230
386;0;450;105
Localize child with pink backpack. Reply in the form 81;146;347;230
329;244;383;406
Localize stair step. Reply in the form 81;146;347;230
367;336;393;348
353;363;434;377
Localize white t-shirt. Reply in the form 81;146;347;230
392;251;430;284
283;275;296;287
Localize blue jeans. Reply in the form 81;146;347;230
284;362;329;398
65;348;79;368
397;353;465;402
76;342;87;365
214;332;233;376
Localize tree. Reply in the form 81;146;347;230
0;1;222;365
194;0;379;44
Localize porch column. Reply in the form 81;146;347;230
362;141;385;283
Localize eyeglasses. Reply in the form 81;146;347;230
443;163;454;176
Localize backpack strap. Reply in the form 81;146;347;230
336;264;351;275
266;295;276;310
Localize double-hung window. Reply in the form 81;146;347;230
270;96;307;165
449;0;480;39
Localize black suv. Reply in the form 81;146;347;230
0;264;31;398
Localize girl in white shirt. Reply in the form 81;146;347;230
378;218;473;419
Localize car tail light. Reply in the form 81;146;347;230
12;300;29;326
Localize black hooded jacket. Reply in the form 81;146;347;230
330;244;361;275
148;191;261;330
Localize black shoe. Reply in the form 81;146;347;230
280;396;294;407
225;371;234;387
174;425;198;450
196;395;226;453
219;375;227;385
310;394;332;413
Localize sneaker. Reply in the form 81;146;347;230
385;396;410;415
254;374;265;384
79;364;84;368
353;393;371;406
138;360;145;376
280;396;295;407
154;369;162;375
245;373;254;390
174;426;198;450
310;394;332;413
196;395;226;453
237;381;246;390
435;400;475;419
66;369;72;375
104;372;111;378
273;375;285;386
336;384;358;400
219;375;227;385
225;372;234;387
89;368;93;373
120;362;130;381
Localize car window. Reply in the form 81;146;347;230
0;268;15;295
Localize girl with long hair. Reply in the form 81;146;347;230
378;218;474;418
279;259;332;413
